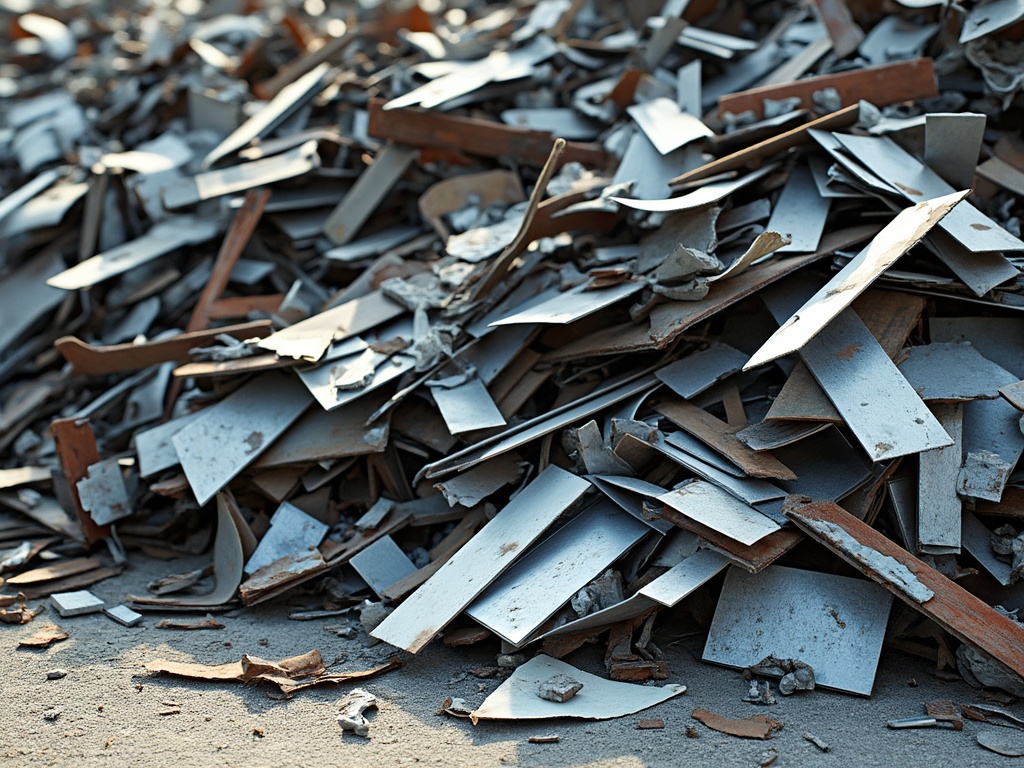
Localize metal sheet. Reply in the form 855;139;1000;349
537;548;729;641
663;430;745;477
918;403;963;554
384;37;557;111
470;654;685;722
202;63;329;169
930;317;1024;378
370;465;591;653
252;389;390;467
651;436;787;506
611;130;702;202
960;0;1024;42
766;164;830;252
745;191;966;369
172;372;312;505
322;226;422;263
163;141;319;209
659;480;781;546
736;420;830;451
243;501;328;575
925;217;1021;298
655;342;749;399
656;398;797;480
431;376;506;434
500;108;600;140
133;409;205;478
437;453;522;508
588;474;674;534
489;281;643;326
421;372;660;479
961;510;1013;586
785;498;1024;683
466;501;649;645
639;548;730;605
925;113;986;190
831;132;1024;253
258;290;405;362
349;535;417;597
759;282;952;461
961;398;1024;501
47;215;222;290
899;342;1016;401
299;351;415;412
322;142;417;245
613;163;776;212
0;251;66;354
703;564;892;696
627;97;712;155
76;459;132;526
772;426;872;502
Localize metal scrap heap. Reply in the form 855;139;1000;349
3;0;1024;744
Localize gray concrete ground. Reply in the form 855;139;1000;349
2;551;1018;767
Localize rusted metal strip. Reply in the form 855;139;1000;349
55;320;273;376
785;497;1024;678
718;58;937;120
670;105;858;187
51;417;108;545
187;187;271;333
206;294;285;321
367;98;612;169
660;505;803;573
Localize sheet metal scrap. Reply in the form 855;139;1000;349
3;0;1024;731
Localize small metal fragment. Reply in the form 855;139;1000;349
337;689;377;737
104;605;143;627
528;735;560;744
803;732;830;752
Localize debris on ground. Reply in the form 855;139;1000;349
471;655;685;723
1;0;1024;755
537;673;583;703
19;624;68;649
528;735;560;744
337;688;378;737
803;732;830;752
691;708;783;740
143;650;401;698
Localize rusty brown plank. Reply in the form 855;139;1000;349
652;396;797;480
51;417;108;545
671;105;858;187
187;187;271;333
784;497;1024;678
718;58;937;120
206;294;285;321
55;320;273;376
367;98;612;169
660;506;803;573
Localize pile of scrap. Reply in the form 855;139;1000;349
4;0;1024;734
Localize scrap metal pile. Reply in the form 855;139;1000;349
5;0;1024;737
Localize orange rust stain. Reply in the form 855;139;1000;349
894;182;923;196
836;344;860;361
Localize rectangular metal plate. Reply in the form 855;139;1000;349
659;480;781;546
370;465;591;652
173;372;312;505
466;501;649;645
703;564;892;696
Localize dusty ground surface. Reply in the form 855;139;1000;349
2;552;1018;768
